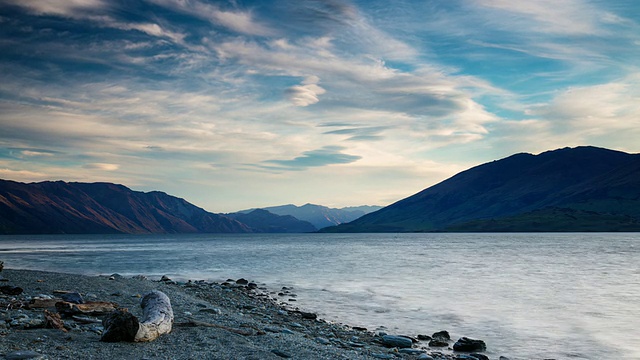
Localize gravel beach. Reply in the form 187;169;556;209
0;269;492;360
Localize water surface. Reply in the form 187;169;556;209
1;233;638;360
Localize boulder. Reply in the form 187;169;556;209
453;337;487;352
381;335;413;348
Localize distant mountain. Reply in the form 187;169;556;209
323;146;640;232
238;203;383;230
0;180;251;234
226;209;317;233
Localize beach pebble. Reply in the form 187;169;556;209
60;291;84;304
371;354;395;359
271;349;291;358
315;337;331;345
0;285;23;295
417;354;435;360
399;348;425;355
453;337;487;352
381;335;413;348
4;350;46;360
469;354;490;360
432;330;451;340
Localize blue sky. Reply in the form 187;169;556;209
1;0;639;212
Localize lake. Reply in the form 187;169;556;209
1;233;638;359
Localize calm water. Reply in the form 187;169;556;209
1;233;638;360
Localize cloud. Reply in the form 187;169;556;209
148;0;274;36
285;76;326;106
472;0;604;35
264;146;361;170
0;167;48;181
82;163;119;171
2;0;107;17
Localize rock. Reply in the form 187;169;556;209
417;334;432;341
470;353;490;360
499;357;511;360
399;348;425;355
432;330;451;340
247;282;258;290
417;354;435;360
199;308;222;315
0;285;23;295
60;292;84;304
429;338;449;347
160;275;172;282
381;334;413;348
371;354;395;359
236;278;249;285
271;349;291;358
4;350;46;360
453;337;487;352
297;311;317;320
315;337;331;345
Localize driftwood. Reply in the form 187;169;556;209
27;298;62;309
56;301;118;316
44;310;67;332
101;290;173;342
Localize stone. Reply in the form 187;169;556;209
453;337;487;352
432;330;451;340
381;334;413;348
429;338;449;347
5;350;45;360
470;353;490;360
417;334;432;341
160;275;172;282
60;292;84;304
271;349;291;358
247;282;258;290
399;348;425;355
417;354;435;360
0;285;23;295
236;278;249;285
371;354;395;359
315;337;331;345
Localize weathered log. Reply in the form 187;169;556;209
100;290;173;342
134;290;174;342
27;298;62;309
56;301;118;316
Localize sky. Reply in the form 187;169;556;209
1;0;639;213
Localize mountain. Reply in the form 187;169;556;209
0;180;251;234
323;146;640;232
238;203;383;230
226;209;317;233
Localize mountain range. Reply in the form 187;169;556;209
0;180;251;234
2;146;639;234
323;146;640;232
235;204;383;230
0;180;377;234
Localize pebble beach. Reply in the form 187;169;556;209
0;268;497;360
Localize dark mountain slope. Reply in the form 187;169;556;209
0;180;251;234
226;209;317;233
324;146;640;232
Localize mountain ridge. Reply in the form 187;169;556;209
322;146;640;232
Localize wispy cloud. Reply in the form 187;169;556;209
2;0;107;17
264;146;361;171
148;0;275;36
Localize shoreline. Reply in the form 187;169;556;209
1;268;497;360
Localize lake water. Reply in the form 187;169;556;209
1;233;638;360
